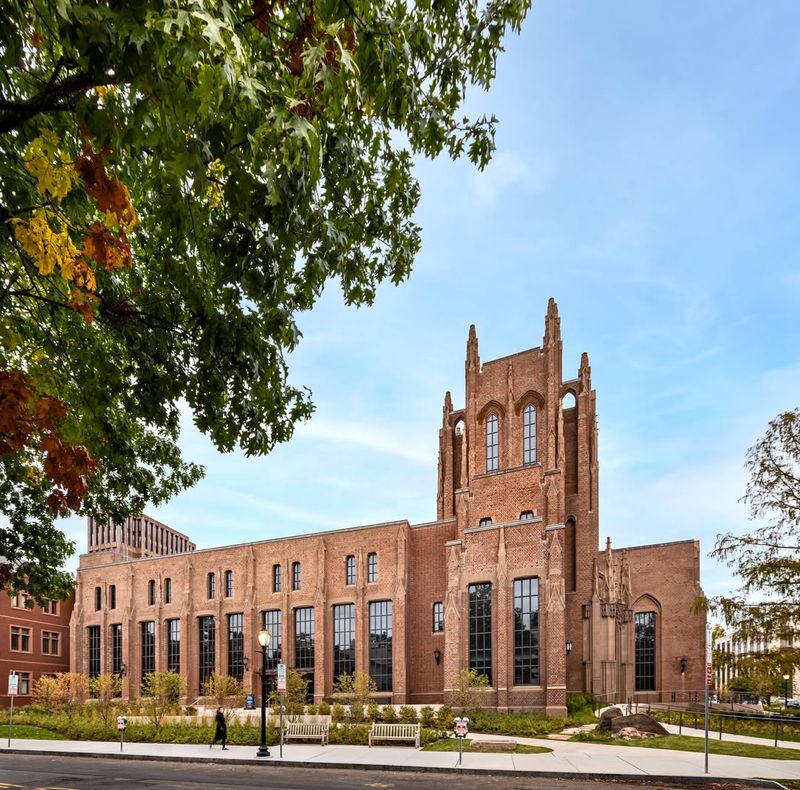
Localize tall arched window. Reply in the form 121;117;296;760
485;412;499;472
635;611;657;691
523;403;537;465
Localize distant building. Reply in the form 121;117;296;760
71;300;706;714
715;627;798;699
1;589;74;707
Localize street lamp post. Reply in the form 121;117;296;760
783;674;790;709
257;629;272;758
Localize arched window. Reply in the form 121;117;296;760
224;570;233;597
292;561;301;591
272;564;281;593
523;403;537;465
345;555;355;586
635;611;657;691
367;552;378;582
432;602;444;632
147;579;156;605
164;578;172;604
485;411;499;472
94;586;102;611
207;572;216;599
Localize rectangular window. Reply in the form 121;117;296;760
164;578;172;604
10;626;31;653
635;611;656;691
513;577;540;685
140;621;155;690
369;600;393;692
332;603;356;683
87;625;101;677
272;564;282;593
225;570;233;598
198;615;215;692
44;599;59;615
262;610;282;670
165;619;181;673
109;585;116;610
292;562;301;591
148;579;156;606
468;582;492;685
42;630;60;656
207;573;216;599
478;517;492;527
432;602;444;633
10;672;31;695
95;586;102;611
227;613;244;681
294;607;315;670
367;552;377;583
345;555;355;586
111;624;123;675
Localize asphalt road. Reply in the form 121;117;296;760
0;755;769;790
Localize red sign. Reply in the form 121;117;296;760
706;663;713;686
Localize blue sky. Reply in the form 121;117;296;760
62;2;800;601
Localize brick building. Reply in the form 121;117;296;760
71;299;706;714
1;589;74;707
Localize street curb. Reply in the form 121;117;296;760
0;748;788;788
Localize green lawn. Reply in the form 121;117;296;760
572;732;800;760
423;738;551;754
3;724;65;740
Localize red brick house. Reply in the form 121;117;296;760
70;300;706;714
1;588;74;707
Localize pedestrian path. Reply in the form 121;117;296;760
1;733;798;784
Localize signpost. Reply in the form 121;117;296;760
7;673;18;747
704;624;711;774
277;663;286;757
117;715;128;752
454;716;469;765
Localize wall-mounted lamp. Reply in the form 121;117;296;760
433;648;441;665
679;657;687;675
243;656;250;672
565;640;573;656
118;663;126;678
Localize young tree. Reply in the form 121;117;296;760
202;673;245;721
55;672;89;719
32;674;60;713
446;667;489;711
334;669;377;722
0;0;531;602
710;409;800;643
141;670;184;729
88;673;123;727
276;668;309;718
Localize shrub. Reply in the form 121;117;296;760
318;702;331;716
328;723;371;745
399;705;418;723
420;706;435;728
367;701;381;721
306;704;318;716
435;705;453;729
567;692;595;715
349;701;365;722
331;703;345;724
141;671;184;729
381;705;397;722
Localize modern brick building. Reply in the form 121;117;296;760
1;589;74;707
71;299;706;714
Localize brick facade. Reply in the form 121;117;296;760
1;589;74;707
71;299;706;714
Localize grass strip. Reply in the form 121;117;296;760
423;738;551;754
573;732;800;760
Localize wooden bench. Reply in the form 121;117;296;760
283;721;329;745
368;722;420;748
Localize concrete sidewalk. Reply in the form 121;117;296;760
1;733;799;785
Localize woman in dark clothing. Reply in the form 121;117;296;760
210;707;228;749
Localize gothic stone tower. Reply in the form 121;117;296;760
435;298;599;715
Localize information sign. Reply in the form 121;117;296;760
7;673;18;697
277;663;287;693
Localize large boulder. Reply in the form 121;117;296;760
597;707;624;731
609;713;668;736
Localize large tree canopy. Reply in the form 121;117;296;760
711;409;800;643
0;0;530;601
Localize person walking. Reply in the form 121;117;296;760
210;707;228;750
